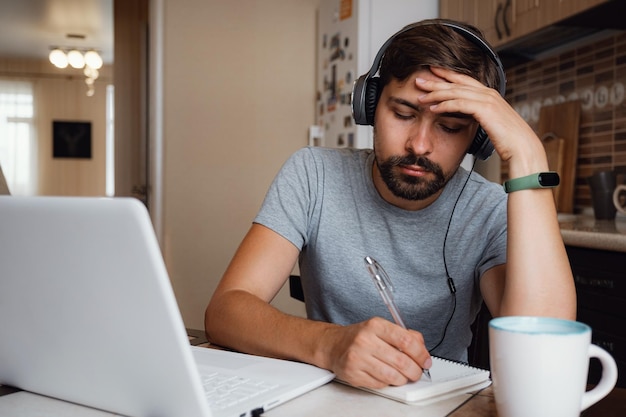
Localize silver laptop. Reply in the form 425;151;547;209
0;196;334;417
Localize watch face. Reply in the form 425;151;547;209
538;172;560;186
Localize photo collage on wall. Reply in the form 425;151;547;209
316;0;357;148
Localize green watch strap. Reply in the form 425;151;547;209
503;172;560;193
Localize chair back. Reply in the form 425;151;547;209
289;275;305;302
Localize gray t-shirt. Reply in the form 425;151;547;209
254;146;507;360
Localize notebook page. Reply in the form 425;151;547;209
343;357;490;404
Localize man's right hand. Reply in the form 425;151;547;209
318;317;432;388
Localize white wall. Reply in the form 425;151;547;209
161;0;319;328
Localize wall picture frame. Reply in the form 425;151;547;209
52;120;92;159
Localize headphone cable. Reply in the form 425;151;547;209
428;158;477;353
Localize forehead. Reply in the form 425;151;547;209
386;68;443;92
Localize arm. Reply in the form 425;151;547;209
205;223;432;388
420;67;576;319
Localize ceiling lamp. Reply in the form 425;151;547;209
67;49;85;69
84;50;103;69
84;66;99;80
48;47;104;96
49;48;68;69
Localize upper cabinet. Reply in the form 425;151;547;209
440;0;611;49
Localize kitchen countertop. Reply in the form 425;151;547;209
558;212;626;253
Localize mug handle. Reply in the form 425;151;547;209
614;184;626;214
581;344;618;411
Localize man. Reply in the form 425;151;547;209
205;19;576;389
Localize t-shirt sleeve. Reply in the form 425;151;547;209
253;147;320;250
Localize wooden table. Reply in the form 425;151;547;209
447;385;626;416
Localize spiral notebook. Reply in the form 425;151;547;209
342;357;491;406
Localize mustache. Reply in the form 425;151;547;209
386;154;441;173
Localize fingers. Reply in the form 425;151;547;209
429;66;485;87
327;318;431;388
416;75;500;116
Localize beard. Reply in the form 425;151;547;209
376;152;448;201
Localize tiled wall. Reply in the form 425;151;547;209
503;31;626;212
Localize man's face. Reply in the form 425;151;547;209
371;69;478;210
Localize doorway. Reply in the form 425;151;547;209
0;0;152;206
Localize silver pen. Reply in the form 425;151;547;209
364;256;431;381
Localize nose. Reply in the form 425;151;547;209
405;124;434;156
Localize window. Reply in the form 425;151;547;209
0;80;36;195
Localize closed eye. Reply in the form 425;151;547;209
439;116;473;135
440;124;463;134
394;112;414;121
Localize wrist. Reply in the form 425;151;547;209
312;323;342;371
504;139;550;179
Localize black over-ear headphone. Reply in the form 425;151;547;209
351;20;506;160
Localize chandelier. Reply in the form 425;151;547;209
49;48;103;96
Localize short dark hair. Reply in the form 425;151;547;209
378;19;501;92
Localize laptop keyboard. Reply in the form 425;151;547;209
201;371;280;410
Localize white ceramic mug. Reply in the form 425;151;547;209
489;316;618;417
614;184;626;214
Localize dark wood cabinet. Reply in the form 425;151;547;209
566;245;626;388
439;0;611;49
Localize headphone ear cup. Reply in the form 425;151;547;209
364;77;380;126
469;127;495;160
352;75;366;125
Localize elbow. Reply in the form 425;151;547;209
204;289;240;346
204;299;222;344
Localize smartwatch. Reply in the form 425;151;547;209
503;172;560;193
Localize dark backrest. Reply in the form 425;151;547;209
467;302;492;369
289;275;305;302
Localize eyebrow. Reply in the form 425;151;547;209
389;97;474;120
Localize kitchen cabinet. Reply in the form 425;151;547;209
566;245;626;388
440;0;611;49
